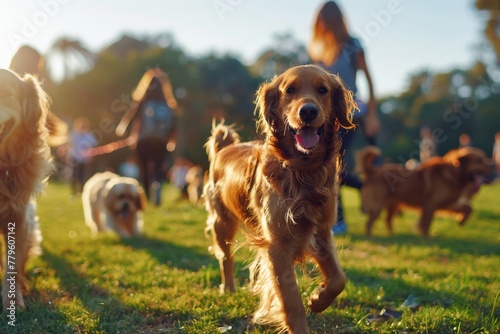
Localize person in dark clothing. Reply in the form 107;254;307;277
308;1;380;234
116;69;179;206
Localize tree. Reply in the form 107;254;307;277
252;32;309;79
47;37;95;82
475;0;500;64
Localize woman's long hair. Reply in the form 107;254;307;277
308;1;351;66
131;68;178;110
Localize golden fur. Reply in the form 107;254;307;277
82;172;146;238
203;65;355;333
357;146;495;236
0;68;66;309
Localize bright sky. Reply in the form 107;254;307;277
0;0;484;97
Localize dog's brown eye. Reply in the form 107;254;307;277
318;87;328;94
285;87;296;94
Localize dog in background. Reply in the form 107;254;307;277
0;68;67;309
440;147;495;225
184;165;204;205
82;172;146;238
357;146;495;236
204;65;355;333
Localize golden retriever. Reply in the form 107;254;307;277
203;65;355;333
82;172;146;238
0;68;66;309
358;146;495;236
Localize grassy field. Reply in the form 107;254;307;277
2;180;499;334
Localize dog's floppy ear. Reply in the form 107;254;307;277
329;74;356;130
104;183;117;210
21;74;49;136
255;74;282;135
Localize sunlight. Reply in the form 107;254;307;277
0;2;20;68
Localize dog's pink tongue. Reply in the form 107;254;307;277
296;127;319;149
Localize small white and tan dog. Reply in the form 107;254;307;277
82;172;146;238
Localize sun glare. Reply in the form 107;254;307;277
0;1;52;69
0;3;24;68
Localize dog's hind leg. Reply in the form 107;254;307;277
385;203;399;235
365;206;382;236
308;233;346;314
418;205;435;237
209;212;238;293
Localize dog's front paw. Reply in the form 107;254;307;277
308;283;332;313
308;276;345;313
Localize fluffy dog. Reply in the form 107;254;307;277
203;65;355;333
358;146;495;236
0;68;66;309
82;172;146;238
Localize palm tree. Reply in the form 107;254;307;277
46;37;95;82
476;0;500;64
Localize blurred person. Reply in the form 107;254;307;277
419;126;437;162
115;68;179;206
68;117;97;196
9;45;46;78
308;1;380;234
9;45;68;170
119;155;140;180
169;157;193;200
459;133;472;148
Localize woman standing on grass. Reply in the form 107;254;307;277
308;1;380;234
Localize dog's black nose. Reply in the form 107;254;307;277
299;103;318;123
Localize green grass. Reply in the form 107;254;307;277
2;181;499;333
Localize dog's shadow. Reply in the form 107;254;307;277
121;235;216;272
31;248;182;333
348;232;499;257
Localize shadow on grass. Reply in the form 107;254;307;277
31;248;185;334
348;233;500;257
121;235;216;272
340;265;499;328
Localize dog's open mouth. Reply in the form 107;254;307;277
292;125;323;154
0;119;14;142
117;207;131;219
470;172;495;192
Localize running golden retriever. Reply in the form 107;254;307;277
203;65;355;333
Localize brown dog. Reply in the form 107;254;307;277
0;68;66;309
358;146;495;236
440;147;495;225
203;65;355;333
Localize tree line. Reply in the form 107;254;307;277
43;29;499;174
